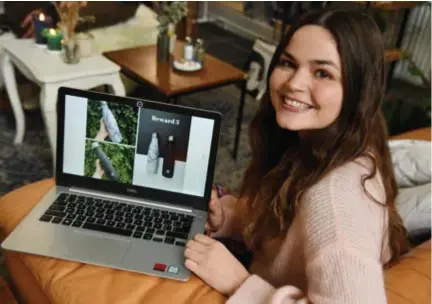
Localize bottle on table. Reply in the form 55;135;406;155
195;38;205;65
183;36;194;62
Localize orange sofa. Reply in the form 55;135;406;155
0;128;430;304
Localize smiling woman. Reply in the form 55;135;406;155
184;7;410;304
269;25;343;133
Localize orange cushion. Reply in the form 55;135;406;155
385;240;431;304
1;127;430;303
0;179;226;304
0;276;17;304
390;127;431;141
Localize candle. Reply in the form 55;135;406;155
47;28;63;51
32;13;51;46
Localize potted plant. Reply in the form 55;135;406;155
382;51;431;135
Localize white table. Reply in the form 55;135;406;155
1;39;125;169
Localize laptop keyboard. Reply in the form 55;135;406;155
39;193;194;247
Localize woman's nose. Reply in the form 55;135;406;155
286;69;309;92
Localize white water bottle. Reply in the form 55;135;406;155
101;101;122;144
147;132;159;174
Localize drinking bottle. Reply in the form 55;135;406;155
92;142;119;181
147;132;159;174
162;135;175;178
101;101;122;143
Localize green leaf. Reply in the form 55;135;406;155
407;65;424;77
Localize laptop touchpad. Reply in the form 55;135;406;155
69;231;131;264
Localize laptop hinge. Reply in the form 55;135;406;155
68;187;193;213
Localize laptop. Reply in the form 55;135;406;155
1;87;221;281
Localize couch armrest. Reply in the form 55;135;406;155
390;127;431;141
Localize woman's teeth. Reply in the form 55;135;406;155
283;98;312;110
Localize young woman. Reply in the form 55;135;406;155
184;8;409;303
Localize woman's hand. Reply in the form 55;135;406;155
95;119;109;141
92;159;105;179
206;187;239;238
205;189;225;236
184;234;250;296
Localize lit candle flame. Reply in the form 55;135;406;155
39;13;45;22
49;28;56;36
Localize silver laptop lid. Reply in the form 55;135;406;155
55;87;221;212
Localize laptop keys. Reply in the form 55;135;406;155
62;219;73;226
164;237;174;244
82;223;132;237
87;217;96;223
67;214;77;220
52;217;62;224
49;205;65;212
96;219;106;225
44;210;66;218
72;220;83;227
133;232;143;238
43;193;196;243
40;215;52;222
166;231;188;240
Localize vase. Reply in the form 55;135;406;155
62;38;81;64
157;31;170;63
76;32;96;57
168;23;177;54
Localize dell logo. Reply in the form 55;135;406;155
152;115;180;125
126;188;138;194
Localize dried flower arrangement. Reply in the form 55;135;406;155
53;1;95;41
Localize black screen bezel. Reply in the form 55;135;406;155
56;87;221;212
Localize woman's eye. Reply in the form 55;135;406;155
279;59;295;69
316;69;331;79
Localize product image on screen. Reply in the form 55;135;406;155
133;108;214;196
83;140;135;184
86;99;138;146
63;96;138;185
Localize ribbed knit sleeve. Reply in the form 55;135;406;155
227;160;389;304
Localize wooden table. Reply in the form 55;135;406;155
104;42;247;160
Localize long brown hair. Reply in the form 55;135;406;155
240;8;409;265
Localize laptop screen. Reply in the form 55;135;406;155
62;94;215;198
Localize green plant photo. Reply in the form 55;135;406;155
84;140;135;184
86;99;138;146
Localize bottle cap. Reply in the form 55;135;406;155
196;38;203;45
152;132;157;138
168;135;174;141
185;37;192;43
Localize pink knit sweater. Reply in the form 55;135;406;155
225;158;391;303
